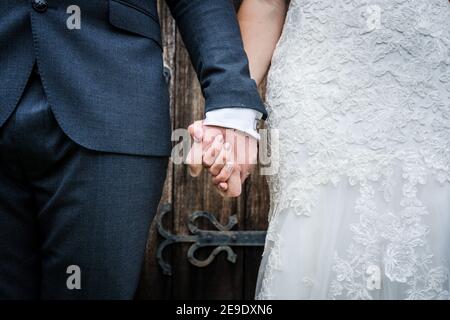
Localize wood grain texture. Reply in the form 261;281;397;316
137;0;270;300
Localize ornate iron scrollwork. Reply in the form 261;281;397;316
156;203;267;275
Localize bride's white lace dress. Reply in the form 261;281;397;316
256;0;450;300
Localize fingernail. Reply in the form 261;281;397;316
194;128;203;142
226;162;234;172
217;135;223;143
224;143;231;151
219;184;226;190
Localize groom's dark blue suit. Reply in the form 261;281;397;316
0;0;265;299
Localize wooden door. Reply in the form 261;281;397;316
136;0;270;300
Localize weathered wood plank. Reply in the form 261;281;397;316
138;0;270;300
170;22;246;298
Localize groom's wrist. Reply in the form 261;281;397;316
203;108;262;140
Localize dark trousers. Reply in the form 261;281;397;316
0;71;168;299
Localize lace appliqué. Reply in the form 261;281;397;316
256;213;283;300
259;0;450;299
330;182;449;300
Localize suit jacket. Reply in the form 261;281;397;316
0;0;266;156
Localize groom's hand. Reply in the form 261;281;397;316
186;121;257;197
186;121;243;197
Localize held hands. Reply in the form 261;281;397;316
186;121;257;197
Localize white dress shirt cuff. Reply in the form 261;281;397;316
203;108;262;140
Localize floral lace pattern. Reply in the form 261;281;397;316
256;213;283;300
258;0;450;299
329;182;449;299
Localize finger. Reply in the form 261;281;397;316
209;140;232;176
212;161;235;185
212;142;234;184
201;125;221;150
217;169;242;198
209;145;227;176
188;120;204;142
186;121;205;177
202;134;223;168
218;182;228;192
186;141;203;177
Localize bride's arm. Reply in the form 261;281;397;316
238;0;289;86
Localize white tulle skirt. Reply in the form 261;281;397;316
255;172;450;300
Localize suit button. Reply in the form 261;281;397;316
32;0;48;13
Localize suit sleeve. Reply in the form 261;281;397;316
165;0;267;119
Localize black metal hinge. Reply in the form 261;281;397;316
156;203;267;276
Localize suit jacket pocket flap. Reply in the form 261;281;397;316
109;0;162;49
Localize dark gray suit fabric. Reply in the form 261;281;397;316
0;72;168;299
0;0;265;299
0;0;266;156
